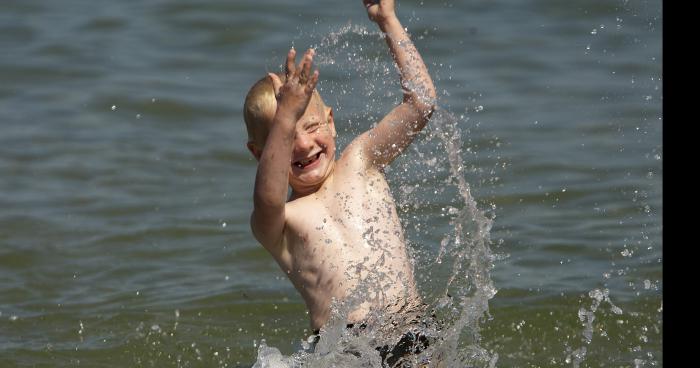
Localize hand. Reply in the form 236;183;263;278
268;48;319;121
362;0;396;24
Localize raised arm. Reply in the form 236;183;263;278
357;0;436;168
250;48;319;249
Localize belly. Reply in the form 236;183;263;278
301;238;419;325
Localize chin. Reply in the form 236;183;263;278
290;154;334;194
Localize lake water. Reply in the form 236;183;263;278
0;0;662;367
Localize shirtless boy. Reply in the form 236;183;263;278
243;0;436;361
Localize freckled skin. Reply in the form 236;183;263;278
247;0;436;331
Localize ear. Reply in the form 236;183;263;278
268;73;283;98
326;107;337;138
247;141;262;161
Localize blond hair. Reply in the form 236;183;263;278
243;73;325;144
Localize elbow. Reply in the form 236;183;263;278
410;98;436;122
418;100;436;120
407;89;437;121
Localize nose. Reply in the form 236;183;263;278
294;130;315;152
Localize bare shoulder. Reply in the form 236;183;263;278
337;131;374;172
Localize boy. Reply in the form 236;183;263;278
243;0;436;362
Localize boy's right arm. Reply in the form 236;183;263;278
251;49;319;249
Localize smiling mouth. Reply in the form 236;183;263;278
294;151;322;169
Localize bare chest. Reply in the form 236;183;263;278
283;171;407;283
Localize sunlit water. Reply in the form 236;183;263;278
1;1;661;367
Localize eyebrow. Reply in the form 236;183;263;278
300;118;321;127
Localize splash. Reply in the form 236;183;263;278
251;109;498;367
565;288;624;368
251;22;500;367
425;109;499;368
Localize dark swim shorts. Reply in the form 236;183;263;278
375;328;430;367
309;319;433;367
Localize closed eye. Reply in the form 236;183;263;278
305;123;320;134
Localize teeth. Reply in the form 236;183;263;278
295;152;319;167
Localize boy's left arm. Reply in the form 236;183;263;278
355;0;437;168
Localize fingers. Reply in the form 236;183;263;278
298;48;315;84
304;70;320;94
362;0;393;22
280;47;318;92
285;48;296;79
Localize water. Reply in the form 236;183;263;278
0;0;661;367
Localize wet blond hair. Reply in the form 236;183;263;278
243;73;326;144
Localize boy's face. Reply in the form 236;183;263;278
250;99;337;194
288;102;336;193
